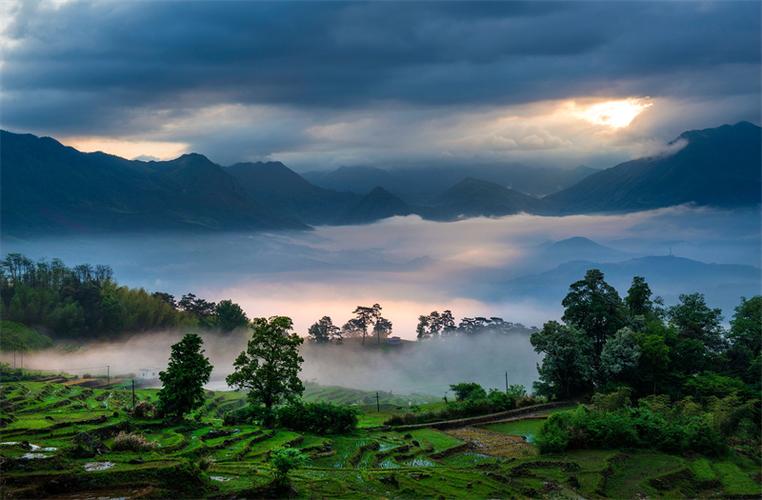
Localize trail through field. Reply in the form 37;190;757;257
444;426;536;458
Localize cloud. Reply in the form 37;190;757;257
0;1;759;167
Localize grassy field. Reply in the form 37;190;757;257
1;380;759;498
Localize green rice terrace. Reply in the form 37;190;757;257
1;375;759;499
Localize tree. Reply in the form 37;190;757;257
270;447;307;487
625;276;653;317
531;321;594;399
157;334;213;421
416;314;431;339
636;327;671;394
600;327;641;384
373;316;393;344
450;382;487;401
308;316;341;344
726;296;762;386
214;299;249;332
668;293;725;353
152;292;177;309
562;269;626;367
347;304;382;344
179;293;217;327
226;316;304;422
417;310;456;339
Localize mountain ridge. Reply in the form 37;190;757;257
2;121;759;236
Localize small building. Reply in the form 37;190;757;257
138;368;159;379
386;336;402;345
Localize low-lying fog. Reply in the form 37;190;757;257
3;205;759;395
10;330;539;395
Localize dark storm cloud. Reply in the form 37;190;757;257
1;1;759;139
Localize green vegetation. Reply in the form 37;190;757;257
0;320;52;351
385;382;538;426
1;379;758;498
1;263;759;498
0;253;249;340
226;316;304;421
157;333;213;421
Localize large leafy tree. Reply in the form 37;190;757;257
668;293;725;353
625;276;653;317
372;316;393;344
157;333;213;420
562;269;626;367
308;316;341;343
214;299;249;332
600;327;641;384
346;304;382;344
531;321;594;399
726;296;762;386
636;324;672;394
416;310;456;339
226;316;304;420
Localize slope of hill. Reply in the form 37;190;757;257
501;255;760;315
536;237;631;264
0;131;305;235
340;187;413;224
304;164;597;200
545;122;762;213
423;178;544;220
226;161;359;224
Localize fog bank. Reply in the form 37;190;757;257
1;330;539;396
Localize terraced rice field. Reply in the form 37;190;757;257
1;380;759;498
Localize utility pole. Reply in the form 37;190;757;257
505;371;509;394
132;379;136;410
376;392;380;413
12;351;15;369
107;365;110;386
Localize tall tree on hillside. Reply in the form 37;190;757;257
226;316;304;424
668;293;725;352
215;299;249;332
179;293;217;327
308;316;341;343
157;333;213;421
373;316;393;344
531;321;594;399
417;310;457;339
347;304;382;344
727;296;762;386
625;276;653;317
562;269;626;368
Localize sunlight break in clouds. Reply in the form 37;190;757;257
572;98;654;129
60;137;189;161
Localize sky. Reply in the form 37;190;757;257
1;0;760;169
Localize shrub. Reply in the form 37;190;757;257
270;447;306;486
535;402;726;456
111;431;158;451
131;401;156;419
223;404;265;426
277;401;357;434
71;432;107;457
450;382;487;401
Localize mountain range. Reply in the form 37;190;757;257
1;122;759;236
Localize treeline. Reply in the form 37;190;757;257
531;269;760;456
306;305;532;345
0;253;249;339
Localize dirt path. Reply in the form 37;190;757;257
444;426;537;458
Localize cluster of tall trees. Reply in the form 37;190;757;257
306;304;393;345
531;269;761;400
0;254;248;338
417;311;530;339
159;316;305;423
